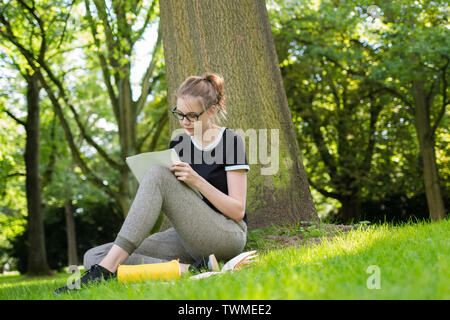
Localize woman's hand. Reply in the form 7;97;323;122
169;162;201;187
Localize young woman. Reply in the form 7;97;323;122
54;72;250;293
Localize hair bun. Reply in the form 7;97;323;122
203;72;225;108
176;72;228;125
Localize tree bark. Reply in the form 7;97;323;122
64;199;78;267
412;80;446;221
24;73;53;276
160;0;318;228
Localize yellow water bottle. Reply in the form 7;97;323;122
117;260;181;283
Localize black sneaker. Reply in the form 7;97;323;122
188;254;220;273
53;264;116;295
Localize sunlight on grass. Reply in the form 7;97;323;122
1;219;448;300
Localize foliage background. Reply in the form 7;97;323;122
0;0;448;271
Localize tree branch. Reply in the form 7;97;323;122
37;69;122;201
294;95;338;181
0;11;39;70
431;58;449;135
36;55;123;171
56;0;77;49
426;75;439;108
17;0;46;61
361;95;383;175
0;3;123;203
308;178;341;200
6;172;26;178
135;23;162;115
2;107;26;127
147;110;168;151
379;84;414;115
137;109;168;153
41;114;57;189
132;0;157;44
112;0;132;48
136;123;156;153
92;0;119;67
84;0;120;122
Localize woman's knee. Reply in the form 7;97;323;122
142;165;172;184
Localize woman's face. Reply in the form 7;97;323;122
176;96;216;136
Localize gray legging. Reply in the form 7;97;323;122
83;164;247;269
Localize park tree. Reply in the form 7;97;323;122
0;71;53;275
1;0;168;225
80;0;167;216
0;0;65;275
269;0;448;223
0;100;28;270
160;0;318;228
269;0;391;222
1;0;117;272
373;0;449;221
40;112;80;267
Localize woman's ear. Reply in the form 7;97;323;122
209;104;217;114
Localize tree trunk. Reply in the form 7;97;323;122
118;72;138;217
24;73;52;276
64;199;78;267
160;0;318;228
339;195;362;223
412;80;446;221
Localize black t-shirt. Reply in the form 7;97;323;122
169;127;250;224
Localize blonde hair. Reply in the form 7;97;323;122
176;72;227;125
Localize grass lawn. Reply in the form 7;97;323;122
0;219;448;300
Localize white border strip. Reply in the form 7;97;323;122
225;165;250;172
190;127;226;151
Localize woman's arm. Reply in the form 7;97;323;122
195;169;247;222
170;162;247;222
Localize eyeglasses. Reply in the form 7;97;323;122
171;106;210;122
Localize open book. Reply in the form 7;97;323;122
126;149;203;199
189;250;258;280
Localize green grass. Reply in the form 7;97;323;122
0;219;448;300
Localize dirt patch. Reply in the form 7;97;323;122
261;224;357;250
262;235;324;249
322;224;358;233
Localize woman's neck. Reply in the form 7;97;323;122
194;124;222;148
